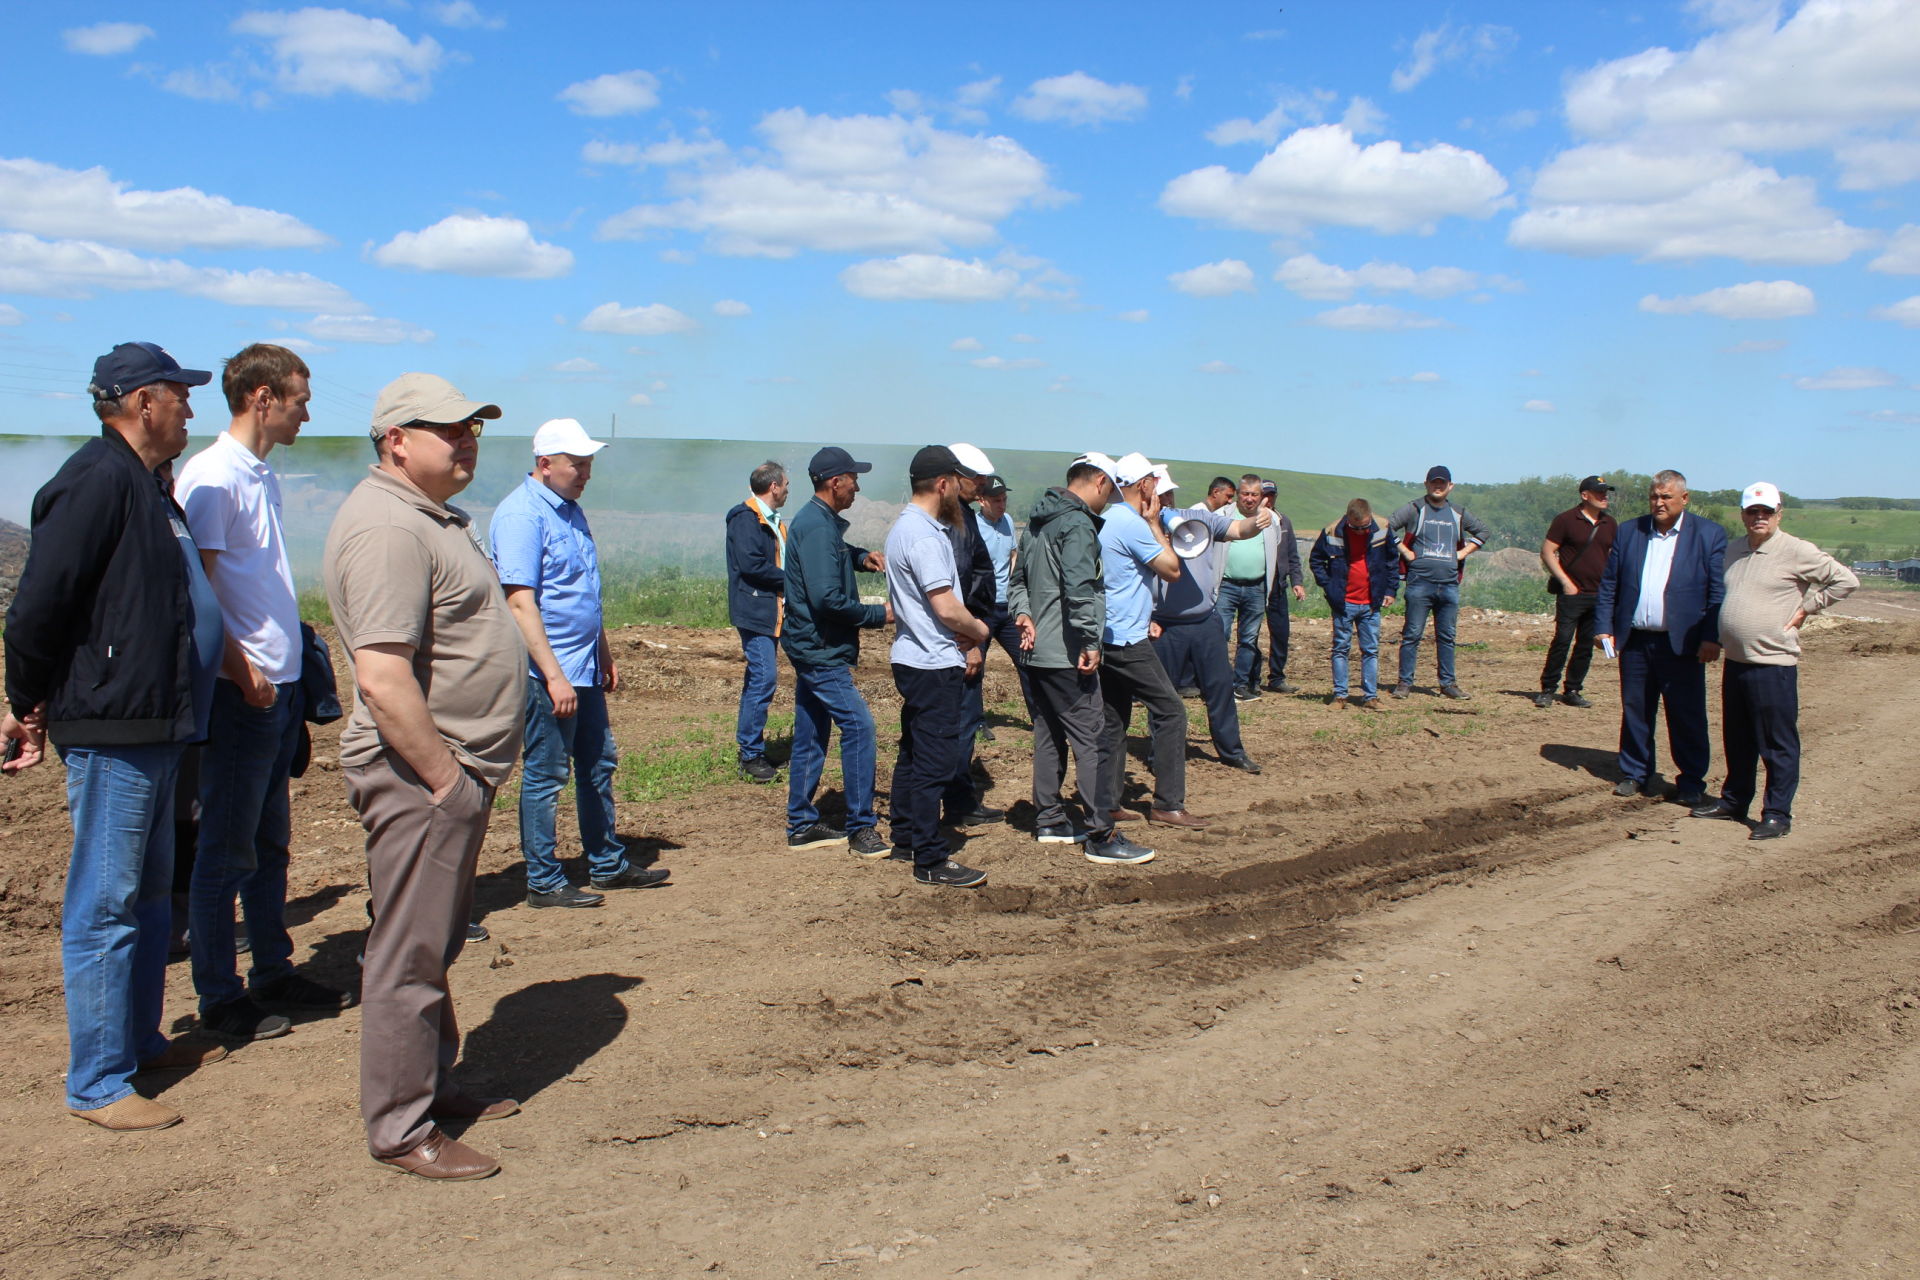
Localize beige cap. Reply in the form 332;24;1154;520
369;372;502;436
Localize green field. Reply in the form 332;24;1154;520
1767;508;1920;561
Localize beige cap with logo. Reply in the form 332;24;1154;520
369;372;502;437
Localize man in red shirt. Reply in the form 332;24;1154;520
1309;499;1400;709
1536;476;1618;709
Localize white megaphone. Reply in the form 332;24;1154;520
1168;516;1213;561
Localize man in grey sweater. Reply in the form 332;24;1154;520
1690;482;1856;841
1387;465;1490;699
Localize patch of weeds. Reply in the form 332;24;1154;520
616;711;795;803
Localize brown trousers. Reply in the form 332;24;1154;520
343;754;493;1158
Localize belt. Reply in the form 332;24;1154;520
1223;575;1264;586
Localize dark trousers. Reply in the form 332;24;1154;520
1099;639;1188;811
1617;628;1710;792
1720;660;1800;821
1029;665;1111;834
973;607;1034;728
1261;595;1294;686
1540;592;1598;694
889;664;970;867
1151;615;1244;756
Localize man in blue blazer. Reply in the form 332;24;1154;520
1594;470;1727;803
725;461;790;783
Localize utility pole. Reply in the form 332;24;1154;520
609;412;617;440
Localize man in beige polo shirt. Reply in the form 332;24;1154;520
323;372;527;1180
1690;481;1857;842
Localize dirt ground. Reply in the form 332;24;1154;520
3;607;1919;1280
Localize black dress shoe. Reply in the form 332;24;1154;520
1690;799;1745;821
950;806;1006;828
1218;752;1262;774
1749;817;1791;841
1672;789;1706;807
1561;692;1592;708
1613;778;1643;797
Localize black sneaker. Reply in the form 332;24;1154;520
1219;752;1262;774
848;828;890;859
202;995;293;1042
1233;684;1261;702
951;806;1006;828
526;883;606;908
1035;822;1091;844
1532;691;1553;709
912;859;988;888
466;921;489;944
976;724;996;742
591;865;671;890
787;824;847;850
1084;832;1155;865
1175;685;1201;699
740;756;778;784
1561;691;1592;708
1390;682;1412;699
253;973;353;1010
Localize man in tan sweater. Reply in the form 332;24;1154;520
1690;482;1857;840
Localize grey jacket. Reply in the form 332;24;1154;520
1007;486;1105;669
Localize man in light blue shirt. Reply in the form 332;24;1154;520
490;419;668;908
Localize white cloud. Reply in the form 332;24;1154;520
1161;124;1508;235
1391;22;1517;92
1010;332;1040;343
369;213;572;278
840;254;1020;302
1205;88;1342;147
1308;304;1446;331
303;313;433;344
600;108;1056;258
1639;280;1815;319
949;336;984;351
712;299;751;317
1011;71;1147;126
1860;409;1920;425
551;357;601;373
63;22;153;56
1168;258;1255;297
0;157;328;251
581;134;727;168
579;301;699;335
971;355;1045;370
1509;144;1873;264
0;231;358;309
1273;252;1500;301
658;248;695;265
1198;360;1243;374
1722;337;1789;352
1565;0;1920;152
156;67;246;103
1837;137;1920;190
1871;296;1920;327
627;392;652;406
559;70;661;117
1793;365;1899;390
1116;309;1149;323
1404;370;1443;382
427;2;505;29
1871;225;1920;273
649;379;667;392
231;8;445;101
0;303;24;325
1522;399;1557;413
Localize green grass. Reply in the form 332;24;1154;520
615;710;795;803
1771;508;1920;561
599;562;732;628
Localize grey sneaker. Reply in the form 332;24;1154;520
526;883;605;908
1390;682;1412;699
202;996;293;1042
848;828;890;859
1084;832;1155;865
1440;684;1471;700
1532;691;1553;709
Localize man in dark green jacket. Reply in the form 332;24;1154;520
1009;455;1154;866
781;447;891;854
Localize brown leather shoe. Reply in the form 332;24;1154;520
1358;697;1383;711
69;1095;181;1131
1108;808;1140;823
430;1094;521;1123
375;1128;500;1180
1328;696;1347;709
1148;808;1212;829
138;1036;229;1072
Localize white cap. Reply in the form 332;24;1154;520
1113;451;1155;486
1072;451;1121;483
1150;463;1177;493
1740;481;1782;510
948;441;995;477
531;417;609;458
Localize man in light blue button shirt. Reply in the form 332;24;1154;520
490;419;668;907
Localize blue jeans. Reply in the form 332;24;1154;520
1398;578;1460;687
61;743;183;1110
1216;580;1266;687
1330;601;1382;699
787;662;876;837
736;630;778;762
190;678;302;1011
519;681;625;892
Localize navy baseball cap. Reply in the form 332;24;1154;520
89;342;212;399
1425;465;1452;483
909;444;976;483
808;445;872;483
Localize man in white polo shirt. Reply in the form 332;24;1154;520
175;343;349;1043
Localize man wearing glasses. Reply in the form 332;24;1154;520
1690;483;1856;841
323;373;527;1179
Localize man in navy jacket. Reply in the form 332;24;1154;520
1594;469;1727;803
725;460;789;783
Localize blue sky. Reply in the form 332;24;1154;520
2;0;1918;497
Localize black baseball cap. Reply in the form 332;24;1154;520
89;341;212;399
908;444;977;483
1425;465;1452;484
1259;479;1277;495
807;446;872;483
1578;475;1616;494
983;475;1008;497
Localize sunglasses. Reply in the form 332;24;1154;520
404;417;485;440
